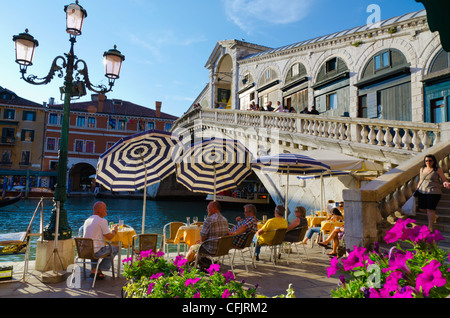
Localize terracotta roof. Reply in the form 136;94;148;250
48;98;178;120
0;86;44;108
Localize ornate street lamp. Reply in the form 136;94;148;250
13;1;125;241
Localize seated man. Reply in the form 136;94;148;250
229;204;258;248
186;201;229;263
82;201;119;279
254;205;288;260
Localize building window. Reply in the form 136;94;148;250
87;117;96;128
85;141;94;153
431;97;445;124
46;137;57;151
20;151;31;165
358;95;368;118
118;119;126;130
164;123;172;132
50;161;58;170
49;113;58;125
23;111;36;121
108;118;116;130
326;58;337;73
21;129;34;142
76;116;85;127
1;150;12;164
138;121;145;131
147;122;155;130
106;141;116;150
327;93;337;110
1;128;15;144
291;64;299;77
374;51;390;70
75;140;84;152
3;109;15;120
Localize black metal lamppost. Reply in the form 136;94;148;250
12;1;125;240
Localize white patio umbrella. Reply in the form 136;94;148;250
252;153;330;219
96;130;182;233
175;137;253;201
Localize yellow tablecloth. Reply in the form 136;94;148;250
306;216;327;228
174;225;202;247
320;221;344;233
109;225;136;249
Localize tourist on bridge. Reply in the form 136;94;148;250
415;154;450;231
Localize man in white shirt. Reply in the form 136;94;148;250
83;201;119;279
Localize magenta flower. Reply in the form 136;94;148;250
383;270;404;296
207;263;220;275
185;277;201;287
384;218;416;244
173;255;188;268
221;289;231;298
147;282;155;294
327;256;341;278
150;273;164;280
222;271;234;283
392;286;415;298
193;292;201;298
384;251;414;274
368;288;381;298
416;260;447;296
342;246;372;271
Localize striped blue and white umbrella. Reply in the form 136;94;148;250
175;138;253;201
96;130;182;233
252;153;330;218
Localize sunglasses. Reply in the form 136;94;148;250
425;160;434;162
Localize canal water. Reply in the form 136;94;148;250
0;197;275;262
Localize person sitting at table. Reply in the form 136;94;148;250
229;204;258;248
301;208;343;245
318;226;345;257
284;206;308;242
254;205;288;261
186;201;229;263
82;201;119;279
338;201;344;214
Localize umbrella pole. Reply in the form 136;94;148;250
141;157;148;234
320;173;324;212
285;166;289;220
213;165;216;202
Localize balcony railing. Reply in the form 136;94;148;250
0;136;15;145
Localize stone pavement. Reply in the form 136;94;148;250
0;244;339;299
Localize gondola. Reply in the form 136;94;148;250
0;193;22;207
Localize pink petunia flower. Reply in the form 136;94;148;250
221;289;231;298
185;277;201;287
207;263;220;275
327;256;341;278
147;282;155;295
416;260;447;296
391;286;415;298
342;246;373;271
384;251;414;274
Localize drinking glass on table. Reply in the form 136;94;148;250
119;219;124;230
193;216;198;224
186;217;190;226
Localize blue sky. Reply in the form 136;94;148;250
0;0;425;117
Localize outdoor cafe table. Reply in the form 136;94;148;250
109;225;136;276
174;225;202;247
320;221;344;235
306;216;327;228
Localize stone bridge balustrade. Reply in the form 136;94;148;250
174;109;440;155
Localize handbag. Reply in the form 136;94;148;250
401;196;417;216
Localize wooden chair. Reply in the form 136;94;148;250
282;226;309;264
131;233;161;262
73;238;115;288
262;228;287;267
231;231;256;272
194;235;235;276
162;222;186;256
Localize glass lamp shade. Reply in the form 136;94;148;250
103;46;125;79
12;30;39;67
65;2;87;36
